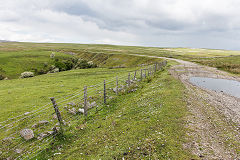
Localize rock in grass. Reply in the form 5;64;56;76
52;126;61;133
15;149;23;154
37;131;53;140
38;120;49;125
67;102;76;106
69;108;77;115
32;120;49;128
24;112;30;115
53;114;57;119
20;72;34;79
87;101;97;108
20;129;34;140
78;108;85;114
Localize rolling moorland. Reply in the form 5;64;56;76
0;42;240;159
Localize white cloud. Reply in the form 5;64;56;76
0;0;240;49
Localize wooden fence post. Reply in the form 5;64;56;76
84;86;88;116
141;69;143;81
148;68;150;76
155;63;157;72
50;97;63;126
116;76;118;96
145;69;147;78
104;80;106;104
134;70;136;80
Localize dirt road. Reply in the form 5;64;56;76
133;54;240;159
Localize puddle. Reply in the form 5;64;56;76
189;77;240;98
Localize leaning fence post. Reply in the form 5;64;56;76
104;80;106;104
50;97;63;127
116;76;118;96
84;86;88;116
141;69;143;81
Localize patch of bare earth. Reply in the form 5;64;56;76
169;60;240;159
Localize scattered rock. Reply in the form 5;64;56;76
37;131;52;140
69;108;77;115
24;112;30;115
128;89;137;93
67;102;76;106
53;114;57;119
15;149;23;154
48;68;59;73
32;124;37;128
20;129;34;140
53;126;61;133
47;131;54;135
20;72;34;79
32;120;49;128
39;120;49;125
113;87;117;93
87;101;97;108
78;108;85;114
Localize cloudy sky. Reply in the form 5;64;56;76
0;0;240;50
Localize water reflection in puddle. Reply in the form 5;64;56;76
189;77;240;98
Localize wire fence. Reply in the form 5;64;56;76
0;60;167;159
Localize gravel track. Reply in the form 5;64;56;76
132;54;240;159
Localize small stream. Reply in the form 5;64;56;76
189;77;240;98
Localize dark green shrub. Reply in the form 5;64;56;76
0;74;5;80
64;60;74;70
78;60;89;69
55;61;67;71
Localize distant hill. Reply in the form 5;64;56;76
0;40;16;42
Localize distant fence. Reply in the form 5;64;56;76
0;60;167;159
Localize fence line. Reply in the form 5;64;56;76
0;60;167;159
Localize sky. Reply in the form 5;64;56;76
0;0;240;50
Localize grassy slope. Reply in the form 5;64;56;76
190;56;240;75
36;64;196;160
0;42;159;79
0;50;72;79
1;42;239;159
0;67;140;122
1;42;240;76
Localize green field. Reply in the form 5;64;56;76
0;42;240;159
35;66;196;159
1;42;240;77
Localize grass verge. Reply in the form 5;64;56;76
35;65;196;159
